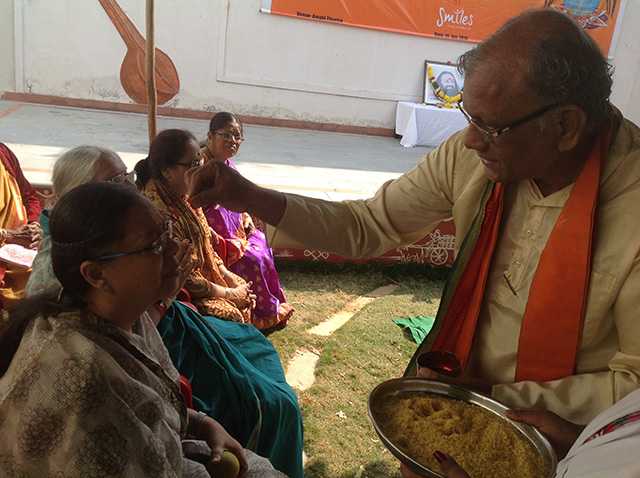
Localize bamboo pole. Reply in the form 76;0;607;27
146;0;158;144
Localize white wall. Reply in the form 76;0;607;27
2;0;639;128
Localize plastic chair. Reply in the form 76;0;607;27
179;375;194;409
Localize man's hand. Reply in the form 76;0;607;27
186;161;286;226
506;408;584;459
185;161;253;211
5;223;42;249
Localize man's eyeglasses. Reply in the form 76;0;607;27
97;220;173;261
176;157;204;168
213;131;245;143
459;102;560;144
105;170;137;184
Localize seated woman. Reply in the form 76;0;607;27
201;113;293;331
24;145;305;478
0;143;42;309
136;129;254;323
0;181;295;476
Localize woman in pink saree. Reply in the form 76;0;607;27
201;113;293;331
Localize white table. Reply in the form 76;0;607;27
395;101;468;147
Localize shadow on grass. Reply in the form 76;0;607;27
304;458;402;478
275;258;451;283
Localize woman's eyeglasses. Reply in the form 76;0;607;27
213;131;244;143
176;157;204;168
97;220;173;261
105;170;137;184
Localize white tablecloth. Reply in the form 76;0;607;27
395;101;468;147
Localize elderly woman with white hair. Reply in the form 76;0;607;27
24;145;304;478
25;145;137;295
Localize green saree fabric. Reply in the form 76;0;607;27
158;301;304;478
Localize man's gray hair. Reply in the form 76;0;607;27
458;9;613;131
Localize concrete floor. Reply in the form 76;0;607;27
0;100;434;201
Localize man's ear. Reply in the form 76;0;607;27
557;105;588;152
79;260;107;290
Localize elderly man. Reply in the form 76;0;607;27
187;9;640;426
0;143;42;308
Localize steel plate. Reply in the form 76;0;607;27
368;378;557;477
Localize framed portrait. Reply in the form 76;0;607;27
423;60;464;106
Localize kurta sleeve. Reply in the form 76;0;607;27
267;130;483;258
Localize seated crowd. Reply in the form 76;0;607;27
1;7;640;478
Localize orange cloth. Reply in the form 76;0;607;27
0;160;31;308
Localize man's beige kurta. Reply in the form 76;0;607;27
268;107;640;424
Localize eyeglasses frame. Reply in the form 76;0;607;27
105;170;137;184
97;220;173;261
176;157;204;169
459;102;561;144
213;130;245;143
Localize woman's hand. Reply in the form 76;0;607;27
221;268;242;288
174;240;198;294
4;223;42;249
227;282;257;310
506;408;584;459
196;415;248;478
400;452;470;478
242;213;255;238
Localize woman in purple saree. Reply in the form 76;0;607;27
201;113;293;331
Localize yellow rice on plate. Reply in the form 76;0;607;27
372;391;548;478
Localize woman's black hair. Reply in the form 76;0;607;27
134;129;197;189
0;182;141;376
208;112;243;133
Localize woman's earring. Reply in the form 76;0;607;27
103;284;112;292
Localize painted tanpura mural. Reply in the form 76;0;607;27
98;0;180;105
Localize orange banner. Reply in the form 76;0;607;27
262;0;626;57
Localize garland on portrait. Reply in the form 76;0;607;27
427;64;462;108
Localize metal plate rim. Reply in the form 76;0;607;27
367;377;558;478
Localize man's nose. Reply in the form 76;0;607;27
463;125;490;152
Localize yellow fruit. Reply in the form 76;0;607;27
206;450;240;478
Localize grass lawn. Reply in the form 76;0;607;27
269;260;448;478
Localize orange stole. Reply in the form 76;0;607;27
515;124;609;382
405;123;610;382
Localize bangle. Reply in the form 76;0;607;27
224;288;230;299
156;299;168;316
222;270;230;278
188;411;207;436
